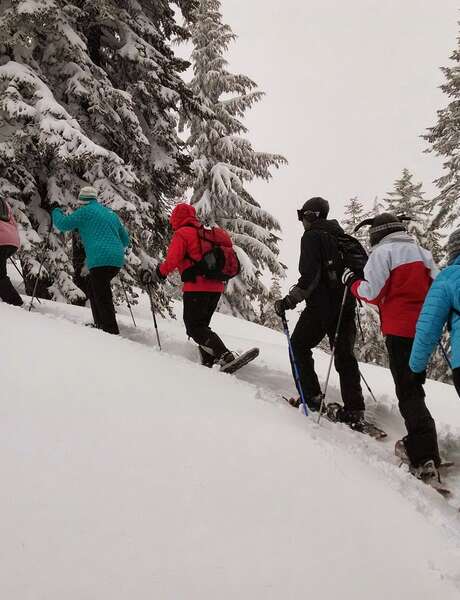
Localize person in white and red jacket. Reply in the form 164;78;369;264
342;213;441;482
0;199;23;306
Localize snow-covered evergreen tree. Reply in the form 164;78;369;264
342;196;369;248
0;0;198;306
424;28;460;231
259;276;283;332
383;169;443;261
183;0;286;318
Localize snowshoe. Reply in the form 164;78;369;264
219;347;259;374
325;402;387;440
395;440;451;497
286;393;323;412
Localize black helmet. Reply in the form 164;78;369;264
355;212;407;247
297;197;329;222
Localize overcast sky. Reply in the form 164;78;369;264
201;1;459;286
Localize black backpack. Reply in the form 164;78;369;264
320;231;368;288
182;227;241;283
0;199;10;222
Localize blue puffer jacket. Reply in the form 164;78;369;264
52;200;130;269
410;256;460;373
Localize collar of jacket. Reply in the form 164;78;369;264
373;231;415;248
309;218;345;236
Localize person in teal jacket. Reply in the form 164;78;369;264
52;186;130;334
410;228;460;396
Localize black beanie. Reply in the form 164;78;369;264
298;197;329;221
368;213;406;246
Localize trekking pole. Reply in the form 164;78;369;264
359;368;377;403
439;341;452;370
9;257;24;282
120;278;137;328
9;257;42;305
281;314;308;416
28;227;52;312
147;283;162;351
318;286;348;424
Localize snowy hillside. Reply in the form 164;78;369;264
2;288;460;599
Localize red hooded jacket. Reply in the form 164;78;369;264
158;203;230;293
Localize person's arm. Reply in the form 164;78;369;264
350;246;391;305
290;231;323;302
409;278;451;374
52;206;84;232
158;232;187;277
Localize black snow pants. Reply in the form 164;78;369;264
290;303;364;412
183;292;228;363
453;368;460;398
385;335;440;467
88;266;120;335
0;245;23;306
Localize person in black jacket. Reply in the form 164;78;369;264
275;197;365;423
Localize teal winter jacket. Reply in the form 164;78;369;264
410;256;460;373
52;200;129;269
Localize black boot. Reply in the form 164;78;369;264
199;345;216;368
0;276;23;306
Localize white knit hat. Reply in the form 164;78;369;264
79;185;97;200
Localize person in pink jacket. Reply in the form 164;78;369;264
0;199;23;306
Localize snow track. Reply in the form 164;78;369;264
3;292;460;598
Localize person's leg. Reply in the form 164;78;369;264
0;246;23;306
183;292;228;359
453;368;460;398
386;335;440;467
330;309;365;413
290;307;327;405
88;267;120;334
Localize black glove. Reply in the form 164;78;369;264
139;265;166;286
44;202;60;213
274;295;298;317
410;370;426;385
342;267;360;288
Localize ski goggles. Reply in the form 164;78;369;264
297;209;320;222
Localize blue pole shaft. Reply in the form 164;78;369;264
282;315;308;417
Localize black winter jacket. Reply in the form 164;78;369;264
294;219;354;311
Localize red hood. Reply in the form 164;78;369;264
170;203;201;231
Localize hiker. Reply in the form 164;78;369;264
51;186;130;334
274;197;365;424
0;199;23;306
410;227;460;398
139;202;239;372
343;213;441;480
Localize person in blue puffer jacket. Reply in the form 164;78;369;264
52;186;130;334
410;228;460;396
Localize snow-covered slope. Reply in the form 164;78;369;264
2;290;460;599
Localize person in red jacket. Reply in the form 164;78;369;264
342;213;441;482
0;199;23;306
140;203;237;371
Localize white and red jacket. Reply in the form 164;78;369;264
350;232;438;338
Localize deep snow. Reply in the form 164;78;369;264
2;287;460;599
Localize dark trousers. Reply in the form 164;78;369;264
88;267;120;334
386;335;440;467
183;292;228;360
453;368;460;397
0;245;23;306
290;305;364;411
